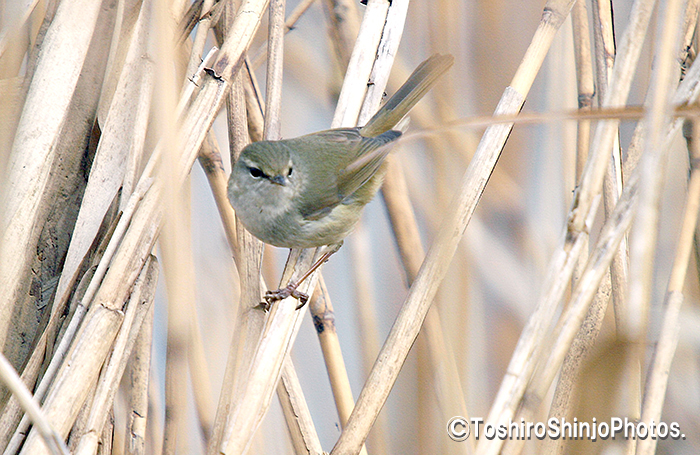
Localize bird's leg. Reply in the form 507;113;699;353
262;243;342;310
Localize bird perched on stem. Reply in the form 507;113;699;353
228;54;454;307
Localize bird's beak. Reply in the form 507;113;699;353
270;175;286;186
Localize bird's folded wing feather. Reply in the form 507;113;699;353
295;129;400;220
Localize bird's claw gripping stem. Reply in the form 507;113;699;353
260;282;309;311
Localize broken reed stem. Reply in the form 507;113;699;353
357;0;410;124
186;0;217;80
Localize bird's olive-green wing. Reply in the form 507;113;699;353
335;129;400;199
294;128;401;220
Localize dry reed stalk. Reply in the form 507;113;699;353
186;0;217;81
250;0;319;69
479;1;657;453
206;35;263;455
264;0;285;140
357;0;409;125
0;353;67;455
5;175;154;453
624;0;685;347
512;269;614;454
16;1;270;440
308;278;355;427
157;1;195;451
72;255;158;455
0;212;115;452
571;0;594;182
276;359;324;455
219;247;316;455
212;1;322;452
53;0;152;338
330;1;574;454
1;1;150;444
520;52;700;455
19;187;161;455
381;157;473;455
15;0;269;447
331;0;390;128
634;121;700;455
347;226;390;455
592;0;630;337
242;61;266;143
540;4;598;454
622;1;686;453
515;170;640;451
124;305;153;455
0;0;104;352
3;0;113;384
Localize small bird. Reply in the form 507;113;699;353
228;54;453;307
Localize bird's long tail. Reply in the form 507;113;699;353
359;53;454;138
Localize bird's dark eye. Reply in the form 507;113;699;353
248;167;264;178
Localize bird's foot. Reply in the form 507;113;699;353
260;282;309;311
